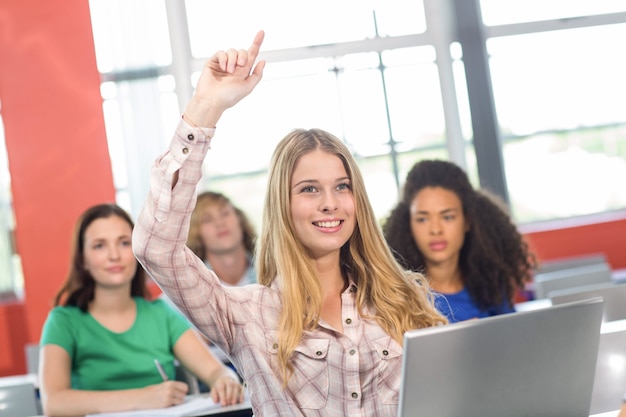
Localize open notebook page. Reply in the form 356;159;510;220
85;395;220;417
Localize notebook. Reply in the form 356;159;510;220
398;297;604;417
85;395;252;417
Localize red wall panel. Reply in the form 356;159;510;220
0;0;115;376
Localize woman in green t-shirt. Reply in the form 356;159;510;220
39;204;243;417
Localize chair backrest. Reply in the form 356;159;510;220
173;360;200;395
537;253;608;274
533;262;613;299
550;281;626;323
24;343;40;375
0;382;39;417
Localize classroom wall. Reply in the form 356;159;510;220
1;0;625;378
0;0;116;376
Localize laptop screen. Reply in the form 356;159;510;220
398;298;604;417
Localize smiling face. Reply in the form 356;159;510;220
410;186;469;269
290;149;356;260
82;215;137;289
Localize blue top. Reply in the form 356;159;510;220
434;287;515;323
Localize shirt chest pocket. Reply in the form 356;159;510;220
269;337;330;409
371;336;403;405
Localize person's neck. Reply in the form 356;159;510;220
425;260;464;294
90;286;135;314
314;253;347;298
206;246;249;286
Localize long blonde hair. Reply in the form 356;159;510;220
257;129;447;384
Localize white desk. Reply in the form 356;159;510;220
0;372;37;388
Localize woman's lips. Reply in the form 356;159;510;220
429;241;448;251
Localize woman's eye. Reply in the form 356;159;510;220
301;185;317;193
337;182;352;191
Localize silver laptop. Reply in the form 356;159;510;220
549;281;626;323
398;297;604;417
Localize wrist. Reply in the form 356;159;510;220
183;97;224;128
209;367;240;386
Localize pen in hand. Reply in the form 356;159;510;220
154;358;169;381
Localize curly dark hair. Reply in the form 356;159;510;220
382;160;536;311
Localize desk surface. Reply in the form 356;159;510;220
22;405;619;417
26;400;252;417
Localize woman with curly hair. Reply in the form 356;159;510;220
383;159;536;323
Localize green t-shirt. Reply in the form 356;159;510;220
40;297;190;390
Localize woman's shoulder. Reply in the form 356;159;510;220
47;304;84;320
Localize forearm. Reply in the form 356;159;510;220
204;363;241;388
133;121;213;292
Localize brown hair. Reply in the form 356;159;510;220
187;191;257;259
53;203;150;311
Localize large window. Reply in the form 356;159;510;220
481;0;626;223
0;112;23;298
87;0;626;230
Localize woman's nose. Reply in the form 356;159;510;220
321;193;338;213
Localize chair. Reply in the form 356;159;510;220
0;382;39;417
536;253;608;274
174;360;200;395
24;343;40;375
549;281;626;323
533;262;613;299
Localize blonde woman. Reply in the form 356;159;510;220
133;30;446;417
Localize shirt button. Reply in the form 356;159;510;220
383;350;389;356
272;343;278;350
187;133;195;140
182;147;189;154
351;392;359;399
345;318;352;325
350;285;356;293
316;351;322;356
349;349;356;355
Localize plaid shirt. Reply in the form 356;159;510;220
133;121;403;417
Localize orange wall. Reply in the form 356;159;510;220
0;0;625;378
0;0;115;375
524;218;626;272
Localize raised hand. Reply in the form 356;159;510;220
184;30;266;128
